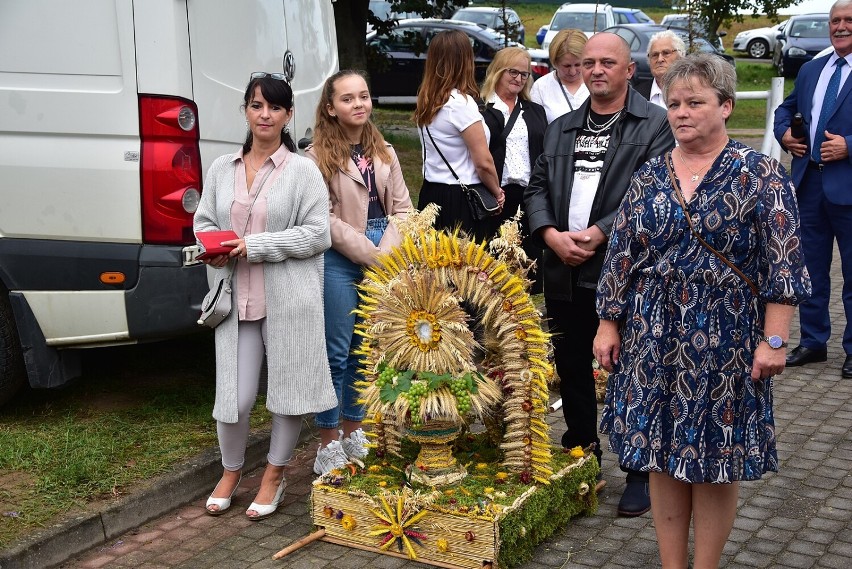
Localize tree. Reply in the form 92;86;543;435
333;0;467;71
670;0;800;44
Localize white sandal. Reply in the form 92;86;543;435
245;477;286;521
205;472;242;516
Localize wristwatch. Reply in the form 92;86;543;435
763;335;788;349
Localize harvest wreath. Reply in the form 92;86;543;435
285;208;598;568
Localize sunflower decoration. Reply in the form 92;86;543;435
355;213;554;479
368;490;434;560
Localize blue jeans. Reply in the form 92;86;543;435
315;217;387;429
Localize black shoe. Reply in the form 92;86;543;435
843;355;852;379
617;474;650;517
785;345;827;367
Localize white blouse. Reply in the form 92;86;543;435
530;71;590;124
419;89;487;185
487;93;531;187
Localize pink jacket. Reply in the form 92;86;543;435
306;144;412;266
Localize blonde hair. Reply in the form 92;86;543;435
413;30;480;126
311;69;391;184
480;47;533;102
548;28;587;66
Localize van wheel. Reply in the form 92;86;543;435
0;290;27;407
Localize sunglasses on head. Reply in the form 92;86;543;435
250;72;288;81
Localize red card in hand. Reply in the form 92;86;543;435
196;230;239;260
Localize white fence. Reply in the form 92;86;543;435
736;77;786;161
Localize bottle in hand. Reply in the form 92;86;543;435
791;113;806;139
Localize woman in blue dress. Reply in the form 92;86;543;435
594;54;811;569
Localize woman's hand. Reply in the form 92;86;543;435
494;188;506;209
751;342;786;381
221;238;248;260
593;320;621;372
202;254;230;268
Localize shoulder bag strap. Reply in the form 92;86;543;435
557;72;575;112
222;159;277;280
664;152;759;296
500;101;522;141
423;126;463;186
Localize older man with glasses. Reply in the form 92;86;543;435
634;30;686;108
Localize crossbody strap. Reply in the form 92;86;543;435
500;101;522;141
222;159;277;280
423;125;463;185
556;72;575;112
664;152;759;296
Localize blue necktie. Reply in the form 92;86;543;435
812;58;847;162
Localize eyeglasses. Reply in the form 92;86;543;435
250;72;288;81
649;49;677;60
505;68;531;80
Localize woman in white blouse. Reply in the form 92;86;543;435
530;29;589;123
413;29;505;241
480;47;548;292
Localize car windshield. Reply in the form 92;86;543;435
634;11;653;24
551;12;605;33
454;10;494;27
789;19;828;38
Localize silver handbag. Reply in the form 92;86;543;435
197;273;233;328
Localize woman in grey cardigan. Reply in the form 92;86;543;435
193;74;336;521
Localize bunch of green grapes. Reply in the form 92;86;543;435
375;364;397;387
405;380;428;425
450;377;472;414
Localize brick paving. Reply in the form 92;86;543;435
58;141;852;569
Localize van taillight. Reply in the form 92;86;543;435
531;61;550;77
139;95;202;244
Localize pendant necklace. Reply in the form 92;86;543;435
678;140;728;183
246;153;260;173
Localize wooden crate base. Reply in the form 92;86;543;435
310;446;599;569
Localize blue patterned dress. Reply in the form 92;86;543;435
597;140;811;483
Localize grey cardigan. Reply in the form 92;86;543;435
193;151;336;423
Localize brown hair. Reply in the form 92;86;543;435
548;28;587;66
480;47;533;102
311;69;391;184
413;30;480;126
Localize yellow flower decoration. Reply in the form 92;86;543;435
369;494;429;560
406;310;441;352
341;514;357;531
495;472;509;482
570;446;585;458
436;538;449;553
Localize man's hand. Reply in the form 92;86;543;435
543;227;595;266
817;131;849;163
567;226;607;252
781;127;808;158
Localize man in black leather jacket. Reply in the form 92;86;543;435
524;32;675;517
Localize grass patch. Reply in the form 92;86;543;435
729;62;794;130
0;333;271;550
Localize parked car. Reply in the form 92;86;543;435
733;20;788;59
542;3;616;49
773;12;831;77
366;19;513;103
367;0;421;32
451;6;525;44
536;25;548;46
660;13;726;51
613;7;655;25
603;24;735;85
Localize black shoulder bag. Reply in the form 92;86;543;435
423;126;500;220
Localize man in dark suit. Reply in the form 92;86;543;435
774;0;852;379
633;30;685;107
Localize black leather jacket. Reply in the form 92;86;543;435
524;87;675;300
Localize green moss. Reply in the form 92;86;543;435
319;431;599;566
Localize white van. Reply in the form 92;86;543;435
0;0;339;405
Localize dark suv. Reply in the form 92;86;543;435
773;13;832;77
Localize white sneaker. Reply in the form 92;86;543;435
341;428;369;460
313;440;349;475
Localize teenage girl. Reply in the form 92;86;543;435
306;70;412;475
